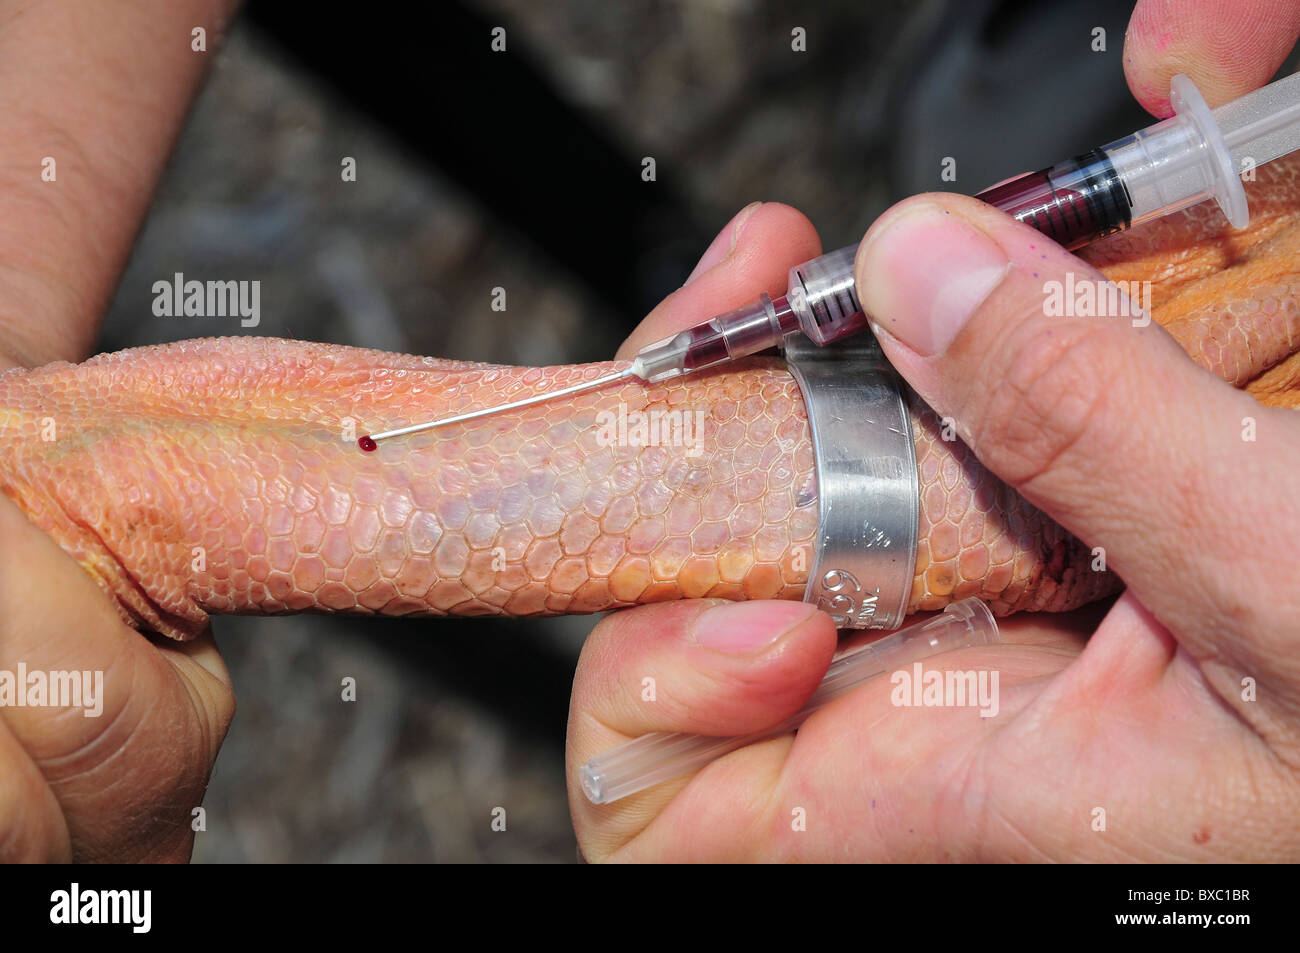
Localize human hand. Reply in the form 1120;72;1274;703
0;489;235;862
567;176;1300;860
0;0;238;861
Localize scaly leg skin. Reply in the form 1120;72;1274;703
2;160;1299;640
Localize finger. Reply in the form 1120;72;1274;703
0;495;235;860
617;202;823;358
1124;0;1300;115
154;626;236;766
571;599;836;741
567;598;835;858
853;194;1300;699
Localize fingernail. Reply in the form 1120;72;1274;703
856;202;1010;356
690;599;818;655
685;201;762;285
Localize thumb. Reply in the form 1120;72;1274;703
570;600;836;743
853;194;1300;657
567;599;836;855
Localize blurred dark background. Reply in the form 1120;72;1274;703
97;0;1148;861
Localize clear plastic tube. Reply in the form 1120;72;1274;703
578;597;1000;805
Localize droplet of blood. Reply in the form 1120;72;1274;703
358;435;377;453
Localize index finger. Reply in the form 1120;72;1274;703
1125;0;1300;115
616;202;822;358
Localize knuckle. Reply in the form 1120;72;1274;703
969;319;1125;491
34;664;217;856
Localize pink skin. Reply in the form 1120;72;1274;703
1123;0;1300;116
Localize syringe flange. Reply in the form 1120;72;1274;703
784;332;919;629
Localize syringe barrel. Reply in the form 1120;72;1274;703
975;149;1133;250
786;245;871;345
683;74;1273;362
781;157;1130;342
1101;125;1209;226
1101;73;1249;229
779;162;1126;343
979;73;1257;243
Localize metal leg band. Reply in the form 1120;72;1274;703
784;333;919;629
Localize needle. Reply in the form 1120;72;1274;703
359;367;635;450
361;72;1300;453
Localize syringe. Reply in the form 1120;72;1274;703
361;72;1300;447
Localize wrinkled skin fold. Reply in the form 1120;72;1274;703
1;160;1298;640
